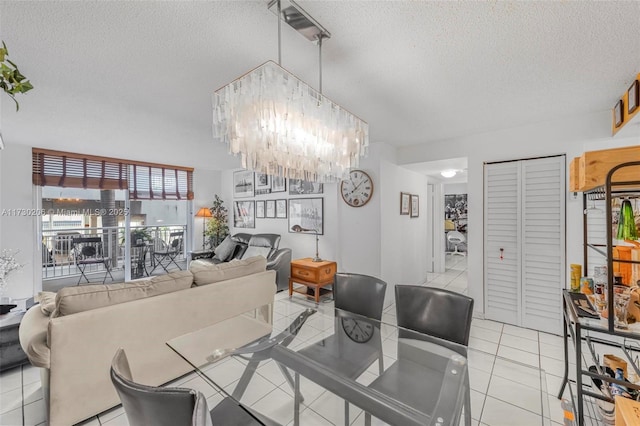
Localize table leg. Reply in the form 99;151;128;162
289;278;293;297
315;286;320;303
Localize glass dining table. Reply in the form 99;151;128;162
166;304;549;426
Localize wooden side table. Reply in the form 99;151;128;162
289;258;337;303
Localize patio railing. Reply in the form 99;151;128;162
41;225;187;280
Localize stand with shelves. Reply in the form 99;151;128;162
560;161;640;425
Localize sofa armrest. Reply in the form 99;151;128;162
18;305;51;368
267;248;292;292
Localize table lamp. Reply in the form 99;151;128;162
195;207;213;250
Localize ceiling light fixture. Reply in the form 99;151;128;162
212;0;369;182
441;170;457;178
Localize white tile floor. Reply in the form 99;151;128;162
0;256;570;426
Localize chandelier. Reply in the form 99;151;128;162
212;0;369;182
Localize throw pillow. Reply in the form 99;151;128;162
35;291;56;315
241;246;271;260
213;236;236;262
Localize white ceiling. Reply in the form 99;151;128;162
403;157;468;183
0;1;639;170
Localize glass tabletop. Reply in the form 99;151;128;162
167;304;548;426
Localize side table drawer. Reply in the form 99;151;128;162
291;266;316;282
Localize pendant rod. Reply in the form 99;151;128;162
277;0;282;65
318;36;323;94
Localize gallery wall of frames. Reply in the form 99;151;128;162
232;170;326;235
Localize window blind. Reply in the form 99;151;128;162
32;148;194;200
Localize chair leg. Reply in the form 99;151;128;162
464;371;472;426
102;262;114;284
364;412;371;426
344;400;349;426
77;265;89;285
294;372;301;426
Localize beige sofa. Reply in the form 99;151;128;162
19;257;276;426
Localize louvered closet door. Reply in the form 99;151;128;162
484;156;565;334
521;156;565;334
484;162;521;325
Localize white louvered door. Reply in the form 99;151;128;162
484;156;565;334
484;162;521;325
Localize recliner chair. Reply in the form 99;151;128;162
196;233;292;292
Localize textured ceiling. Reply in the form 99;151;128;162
0;1;638;170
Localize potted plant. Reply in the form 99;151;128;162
1;41;33;111
205;195;229;248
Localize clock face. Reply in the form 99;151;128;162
340;170;373;207
341;318;374;343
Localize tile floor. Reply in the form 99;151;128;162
0;256;572;426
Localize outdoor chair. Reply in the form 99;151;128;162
72;236;113;285
110;348;277;426
151;231;183;273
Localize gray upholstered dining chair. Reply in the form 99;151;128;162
295;273;387;425
110;348;279;426
365;285;474;426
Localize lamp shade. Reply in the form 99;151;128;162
195;207;213;218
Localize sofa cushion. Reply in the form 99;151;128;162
35;291;57;315
189;256;267;286
213;235;236;262
241;246;271;260
52;270;194;317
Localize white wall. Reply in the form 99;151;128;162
380;159;430;306
397;109;640;317
444;183;468;195
0;143;39;300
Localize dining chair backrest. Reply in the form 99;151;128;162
395;285;474;346
110;348;211;426
334;273;387;320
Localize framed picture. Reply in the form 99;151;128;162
271;176;286;193
265;200;276;218
289;179;323;195
628;80;639;114
614;99;624;127
255;172;271;195
256;200;265;219
233;200;255;228
400;192;410;215
289;197;323;235
276;199;287;218
233;170;254;198
410;194;419;218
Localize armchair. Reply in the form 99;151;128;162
197;233;291;292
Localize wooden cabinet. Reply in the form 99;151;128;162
289;258;337;303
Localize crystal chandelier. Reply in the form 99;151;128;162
212;0;369;182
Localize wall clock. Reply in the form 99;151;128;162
341;318;374;343
340;169;373;207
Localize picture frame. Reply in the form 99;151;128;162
233;170;254;198
410;194;419;218
233;200;255;228
255;172;271;195
271;176;286;193
289;179;323;195
255;200;265;219
276;199;287;218
265;200;276;218
614;99;624;127
289;197;323;235
628;80;639;114
400;192;410;215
